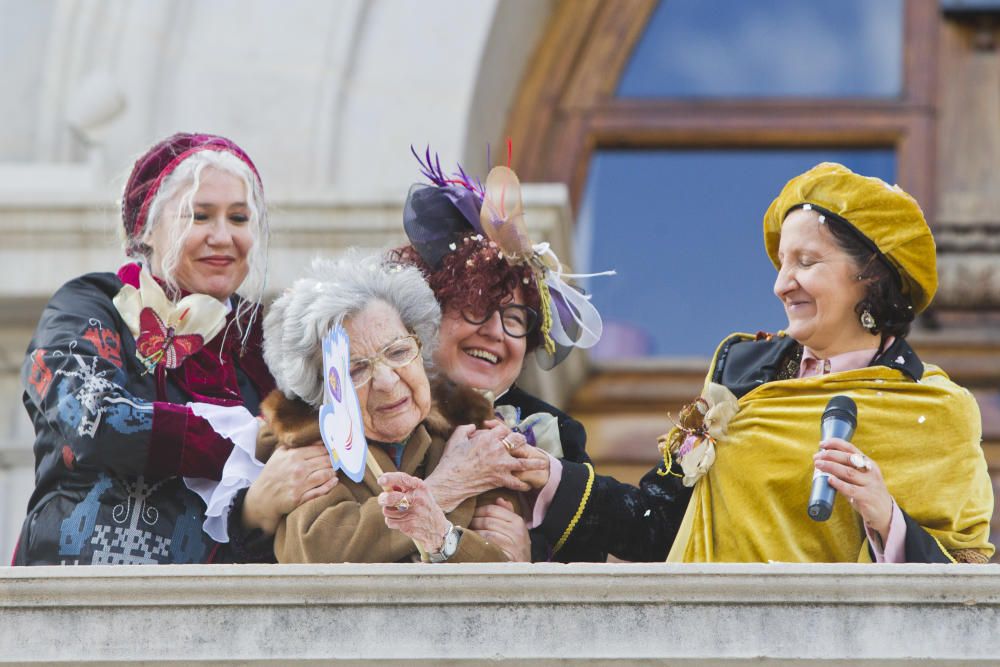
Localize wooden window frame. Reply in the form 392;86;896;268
507;0;940;219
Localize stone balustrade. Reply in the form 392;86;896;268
1;563;998;664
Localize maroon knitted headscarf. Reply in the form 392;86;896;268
121;132;262;246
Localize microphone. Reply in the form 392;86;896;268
807;395;857;521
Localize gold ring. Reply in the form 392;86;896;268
500;436;515;452
396;496;411;512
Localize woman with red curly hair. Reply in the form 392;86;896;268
389;150;607;563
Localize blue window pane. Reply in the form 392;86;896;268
576;149;896;359
618;0;903;98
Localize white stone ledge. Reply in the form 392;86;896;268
1;563;998;664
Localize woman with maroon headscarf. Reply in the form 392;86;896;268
13;133;335;565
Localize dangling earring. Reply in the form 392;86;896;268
860;309;876;331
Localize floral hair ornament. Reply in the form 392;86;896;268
404;144;615;368
479;163;615;367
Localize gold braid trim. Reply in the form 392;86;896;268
656;428;683;478
553;462;594;554
536;275;557;356
951;549;990;564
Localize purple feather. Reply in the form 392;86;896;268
410;144;485;196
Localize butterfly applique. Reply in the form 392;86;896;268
135;307;205;372
113;265;227;373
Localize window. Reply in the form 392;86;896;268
578;148;896;357
619;0;904;98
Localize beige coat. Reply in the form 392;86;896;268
266;388;518;564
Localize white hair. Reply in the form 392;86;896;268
264;250;441;407
128;149;270;330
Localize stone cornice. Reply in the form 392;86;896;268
3;563;999;607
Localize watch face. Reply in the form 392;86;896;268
428;525;461;563
442;525;461;558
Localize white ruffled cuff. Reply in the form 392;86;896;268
183;402;265;543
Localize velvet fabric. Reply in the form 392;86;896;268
667;333;994;563
122;132;262;242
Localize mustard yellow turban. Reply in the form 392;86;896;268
763;162;937;313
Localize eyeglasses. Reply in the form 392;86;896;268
349;334;421;387
461;304;539;338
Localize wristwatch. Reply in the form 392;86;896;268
427;522;462;563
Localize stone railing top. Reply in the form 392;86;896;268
3;562;999;607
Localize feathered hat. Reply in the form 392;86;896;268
402;145;614;369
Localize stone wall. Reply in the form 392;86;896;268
1;562;998;664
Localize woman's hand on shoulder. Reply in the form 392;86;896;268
814;438;894;540
242;443;337;535
469;497;531;562
378;472;451;552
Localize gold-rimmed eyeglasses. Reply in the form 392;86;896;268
349;334;422;387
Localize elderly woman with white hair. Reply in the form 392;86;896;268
258;250;545;563
14;133;335;566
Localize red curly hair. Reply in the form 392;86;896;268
390;238;543;351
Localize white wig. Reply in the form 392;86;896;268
264;249;441;407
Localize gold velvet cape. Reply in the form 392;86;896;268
667;335;994;563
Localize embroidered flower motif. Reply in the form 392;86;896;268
657;382;739;487
27;348;54;399
83;323;124;369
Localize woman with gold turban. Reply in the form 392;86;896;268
529;162;994;563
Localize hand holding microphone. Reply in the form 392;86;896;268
809;395;895;540
808;396;857;521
